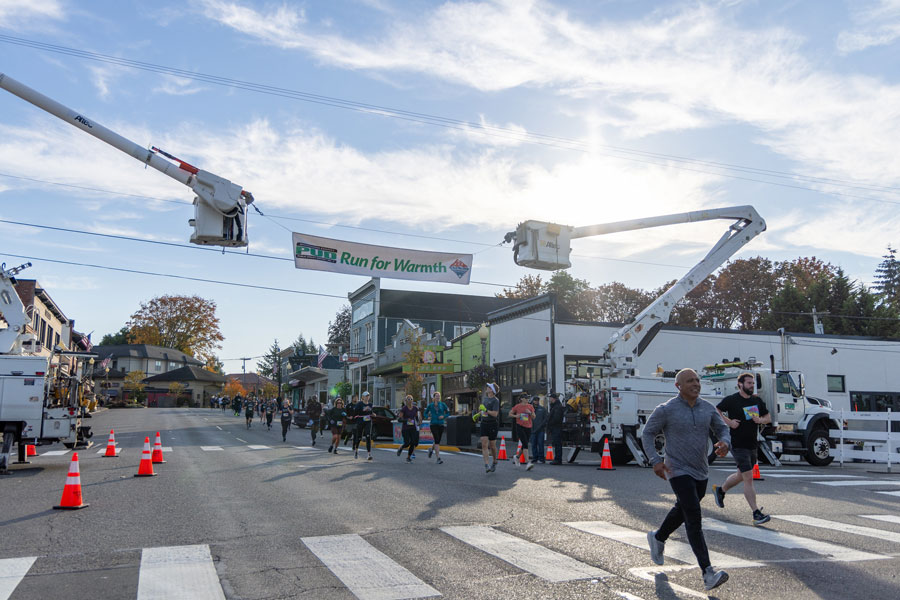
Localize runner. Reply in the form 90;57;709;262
343;394;359;447
509;393;536;470
352;391;375;460
265;398;276;431
279;399;293;442
712;371;772;525
642;368;732;592
396;395;421;463
547;392;564;465
530;396;548;464
244;397;254;429
326;397;347;454
306;396;322;446
478;383;501;473
424;391;449;465
232;394;241;416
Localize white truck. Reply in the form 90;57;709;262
510;205;837;467
0;263;95;473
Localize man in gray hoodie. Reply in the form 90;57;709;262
641;368;732;592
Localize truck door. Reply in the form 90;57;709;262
774;372;801;424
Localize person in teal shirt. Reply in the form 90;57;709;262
423;391;450;464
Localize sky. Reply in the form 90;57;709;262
1;0;899;372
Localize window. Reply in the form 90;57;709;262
44;327;54;349
352;328;361;354
155;360;162;372
352;299;374;323
454;325;475;338
54;332;60;349
365;322;373;355
826;375;845;393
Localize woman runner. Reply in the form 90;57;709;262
423;391;449;465
244;398;254;429
396;395;421;463
327;398;347;454
265;399;275;431
352;391;375;460
280;399;293;442
509;393;536;470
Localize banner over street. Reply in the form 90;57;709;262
293;232;473;285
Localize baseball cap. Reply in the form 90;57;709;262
531;395;541;403
362;391;370;397
486;383;499;394
549;392;559;400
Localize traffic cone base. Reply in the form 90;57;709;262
599;438;615;471
54;453;89;510
516;440;526;463
752;463;764;480
135;437;157;477
151;432;166;463
497;436;508;460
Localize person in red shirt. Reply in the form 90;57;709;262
509;393;536;470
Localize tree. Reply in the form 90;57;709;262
167;381;187;406
260;381;279;399
545;271;598;321
709;257;778;329
127;295;224;363
327;305;351;351
223;379;246;398
205;355;224;375
123;370;146;403
497;274;544;299
402;327;425;401
873;246;900;308
258;339;283;391
593;282;653;323
99;326;131;346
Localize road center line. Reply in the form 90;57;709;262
137;545;225;600
814;479;900;486
0;557;37;600
215;426;223;431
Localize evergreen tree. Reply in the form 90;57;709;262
873;246;900;308
257;339;282;390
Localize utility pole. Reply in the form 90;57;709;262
240;357;250;394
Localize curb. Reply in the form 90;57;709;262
374;443;462;453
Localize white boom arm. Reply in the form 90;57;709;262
510;205;766;372
0;73;253;248
0;263;34;354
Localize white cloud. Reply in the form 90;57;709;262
837;0;900;54
154;74;206;96
0;0;65;29
39;275;100;291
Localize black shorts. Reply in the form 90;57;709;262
430;424;445;444
733;447;758;472
515;424;532;446
480;421;498;441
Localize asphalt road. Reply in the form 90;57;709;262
2;407;900;600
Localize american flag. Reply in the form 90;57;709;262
317;346;327;368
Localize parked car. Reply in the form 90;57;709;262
370;406;396;440
293;410;310;428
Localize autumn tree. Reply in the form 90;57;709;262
260;381;279;399
127;295;224;364
123;370;146;403
167;381;187;406
327;305;351;351
593;282;653;323
99;326;132;346
205;355;224;375
223;379;246;398
497;274;544;299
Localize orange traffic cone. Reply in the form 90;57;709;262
497;436;508;460
151;432;166;464
599;438;615;470
104;430;118;457
135;437;157;477
26;444;37;457
519;441;527;464
545;445;554;461
54;453;89;510
752;463;764;481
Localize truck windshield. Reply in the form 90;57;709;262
776;373;802;398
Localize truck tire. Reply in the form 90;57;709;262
707;435;717;466
805;429;834;466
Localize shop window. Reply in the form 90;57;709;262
826;375;845;393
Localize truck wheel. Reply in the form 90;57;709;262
805;429;834;466
707;436;717;465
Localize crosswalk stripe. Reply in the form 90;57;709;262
813;479;900;487
877;490;900;497
161;447;173;452
96;448;122;455
773;515;900;544
136;545;225;600
703;518;887;562
292;446;321;451
0;557;36;600
200;446;224;451
302;534;440;600
247;445;271;450
440;525;610;582
564;521;761;568
754;473;861;479
860;515;900;525
40;450;70;456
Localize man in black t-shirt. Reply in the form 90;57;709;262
712;372;772;525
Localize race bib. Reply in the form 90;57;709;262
407;419;416;426
336;421;343;426
520;414;528;421
363;415;371;422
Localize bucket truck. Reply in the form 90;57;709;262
508;206;835;466
0;73;253;248
1;263;95;474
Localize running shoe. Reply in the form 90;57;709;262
713;485;725;509
702;566;729;591
354;450;359;459
311;439;316;446
406;457;412;463
647;530;665;565
437;459;443;465
526;461;534;471
333;448;338;455
489;461;498;472
428;446;434;459
396;446;403;457
328;445;333;453
485;464;491;473
752;508;771;526
410;452;416;460
367;455;373;461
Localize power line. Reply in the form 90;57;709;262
3;34;900;203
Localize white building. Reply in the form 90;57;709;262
487;294;900;413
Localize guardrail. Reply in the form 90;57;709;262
829;409;900;470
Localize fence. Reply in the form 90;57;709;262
829;409;900;469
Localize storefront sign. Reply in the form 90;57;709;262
402;363;455;374
293;232;472;284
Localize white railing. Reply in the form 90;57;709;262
829;409;900;470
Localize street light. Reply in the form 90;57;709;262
477;322;489;366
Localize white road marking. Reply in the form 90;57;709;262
877;490;900;497
628;567;709;600
755;473;861;479
40;450;70;456
0;557;36;600
302;534;440;600
137;545;225;600
440;525;610;582
814;479;900;486
860;515;900;525
773;515;900;544
215;426;223;431
292;446;321;451
96;447;122;455
161;447;173;452
201;446;224;451
247;445;271;450
703;518;887;562
564;521;761;568
235;438;247;443
713;468;812;473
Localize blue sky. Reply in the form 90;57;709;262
2;0;899;372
